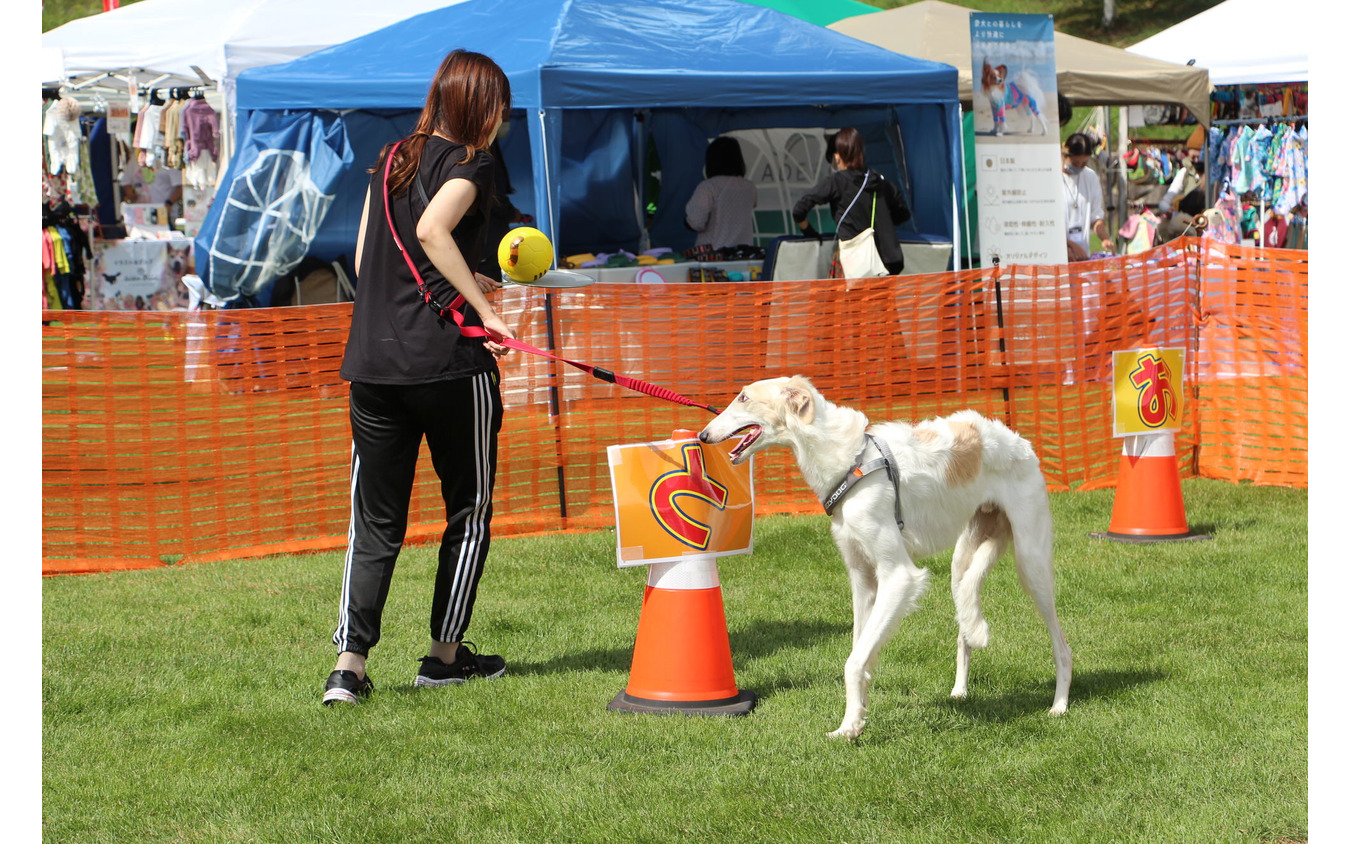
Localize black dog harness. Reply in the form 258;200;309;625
821;434;904;530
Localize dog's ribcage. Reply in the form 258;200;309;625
838;413;1042;560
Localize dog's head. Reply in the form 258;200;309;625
981;60;1007;90
698;375;818;465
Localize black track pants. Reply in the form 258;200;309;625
332;372;502;656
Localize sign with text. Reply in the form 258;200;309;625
89;238;194;311
107;104;131;142
1113;348;1185;436
970;13;1066;266
607;436;754;567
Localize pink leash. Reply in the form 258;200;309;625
381;141;720;415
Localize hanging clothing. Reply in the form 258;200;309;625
135;102;164;167
44;98;82;176
161;99;186;169
1118;209;1160;255
1203;190;1243;245
180;99;219;163
87;117;120;226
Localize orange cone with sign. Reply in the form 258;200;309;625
1101;431;1209;543
608;555;757;715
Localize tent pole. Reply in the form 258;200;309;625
537;107;558;253
637;112;650;253
1116;106;1127;247
957;109;972;268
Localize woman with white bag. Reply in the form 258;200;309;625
791;127;910;278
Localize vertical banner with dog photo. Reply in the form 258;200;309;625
970;13;1066;266
1112;348;1185;437
607;436;754;568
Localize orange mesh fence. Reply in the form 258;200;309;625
42;239;1306;575
1191;242;1309;485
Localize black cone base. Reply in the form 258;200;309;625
607;689;757;716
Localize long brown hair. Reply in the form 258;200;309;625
370;49;512;198
833;127;867;172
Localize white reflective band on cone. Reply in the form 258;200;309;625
646;556;720;590
1121;431;1176;459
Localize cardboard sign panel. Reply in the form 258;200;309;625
607;437;754;567
1113;348;1185;436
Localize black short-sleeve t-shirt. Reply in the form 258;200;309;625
339;137;497;385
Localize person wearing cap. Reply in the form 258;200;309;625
1062;132;1112;261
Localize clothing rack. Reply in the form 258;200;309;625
153;86;207;101
1205;117;1309;247
1211;115;1308;127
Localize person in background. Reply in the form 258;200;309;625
478;115;528;282
791;127;910;276
1156;128;1208;243
324;49;516;706
684;136;758;250
1062;132;1113;261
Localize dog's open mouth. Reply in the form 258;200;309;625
728;425;761;462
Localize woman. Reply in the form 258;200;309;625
1062;132;1113;261
324;49;517;705
792;127;910;276
684;136;758;250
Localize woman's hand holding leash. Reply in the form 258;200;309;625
480;312;515;358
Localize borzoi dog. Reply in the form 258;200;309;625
699;376;1072;739
981;59;1049;137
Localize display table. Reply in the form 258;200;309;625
567;239;951;284
570;260;762;284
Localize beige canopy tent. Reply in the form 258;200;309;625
830;0;1211;127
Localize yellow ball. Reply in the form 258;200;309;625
498;227;553;283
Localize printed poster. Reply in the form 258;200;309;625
607;435;754;567
970;13;1066;266
181;184;214;238
1112;348;1185;437
88;238;195;311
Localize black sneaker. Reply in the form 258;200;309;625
414;642;506;687
322;669;373;706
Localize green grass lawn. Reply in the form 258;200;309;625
42;478;1306;842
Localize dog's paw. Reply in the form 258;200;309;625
828;718;865;740
1049;702;1068;716
949;687;968;700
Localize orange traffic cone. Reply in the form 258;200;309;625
608;555;757;716
1098;431;1210;543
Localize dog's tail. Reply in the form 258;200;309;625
1012;70;1045;112
953;510;1007;649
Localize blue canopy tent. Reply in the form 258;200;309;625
197;0;962;301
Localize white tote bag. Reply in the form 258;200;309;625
836;175;888;279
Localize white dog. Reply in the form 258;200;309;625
699;376;1072;739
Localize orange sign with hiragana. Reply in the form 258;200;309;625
1113;348;1185;436
607;436;754;567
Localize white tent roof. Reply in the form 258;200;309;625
42;0;460;92
830;0;1211;126
1127;0;1307;86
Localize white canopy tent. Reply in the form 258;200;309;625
42;0;462;108
1126;0;1307;85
